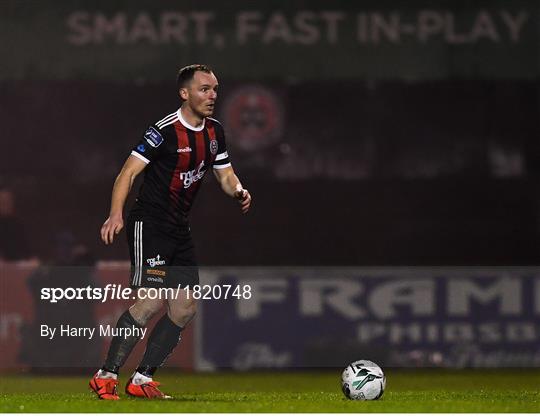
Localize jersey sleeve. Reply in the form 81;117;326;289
212;122;231;170
130;125;166;164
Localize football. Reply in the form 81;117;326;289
341;360;386;400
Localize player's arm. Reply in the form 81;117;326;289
101;155;147;244
213;166;252;214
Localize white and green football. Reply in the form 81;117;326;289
341;360;386;400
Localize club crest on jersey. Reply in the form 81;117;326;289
180;160;205;189
144;126;164;148
210;139;218;155
146;254;165;267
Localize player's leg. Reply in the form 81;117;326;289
125;237;199;399
135;287;196;376
102;294;164;374
90;294;164;399
125;289;196;399
90;219;165;399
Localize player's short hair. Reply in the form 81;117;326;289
176;64;213;90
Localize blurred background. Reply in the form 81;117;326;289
0;0;538;372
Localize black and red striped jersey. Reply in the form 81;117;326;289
129;108;231;227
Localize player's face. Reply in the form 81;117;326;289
183;71;219;118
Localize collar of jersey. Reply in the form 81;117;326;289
178;108;205;131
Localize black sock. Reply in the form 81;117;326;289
102;310;143;374
136;314;183;377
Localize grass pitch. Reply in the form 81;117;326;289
0;370;538;413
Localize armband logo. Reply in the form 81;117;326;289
210;139;218;155
144;126;164;148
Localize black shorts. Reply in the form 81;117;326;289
126;216;199;289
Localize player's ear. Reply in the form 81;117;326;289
179;87;188;101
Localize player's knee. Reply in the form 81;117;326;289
129;299;164;325
168;303;197;327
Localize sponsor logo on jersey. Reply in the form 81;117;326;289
147;276;164;283
137;144;146;153
146;254;166;267
210;139;218;155
147;269;166;277
180;160;206;189
177;146;192;153
144;126;164;148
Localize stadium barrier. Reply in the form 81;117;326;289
196;267;540;369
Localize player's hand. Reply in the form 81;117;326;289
101;214;124;245
234;188;252;214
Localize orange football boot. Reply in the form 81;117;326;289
125;377;172;399
89;372;120;400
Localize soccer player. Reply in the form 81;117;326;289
89;64;251;400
